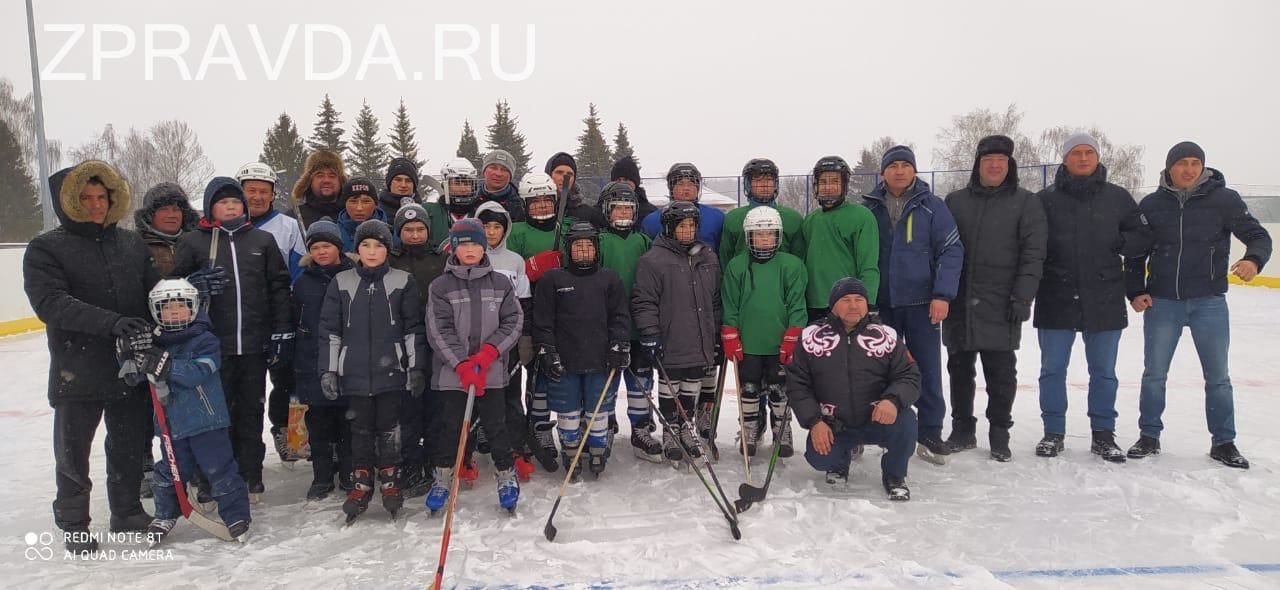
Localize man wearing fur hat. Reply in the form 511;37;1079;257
478;149;527;223
1124;141;1272;468
24;160;163;552
942;135;1047;462
135;182;200;276
292;149;349;229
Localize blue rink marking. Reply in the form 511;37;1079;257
461;562;1280;589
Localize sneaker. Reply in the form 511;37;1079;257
772;415;794;458
945;432;978;453
916;434;951;465
306;481;335;500
883;476;910;501
662;428;684;464
226;519;250;542
342;468;373;517
495;468;520;511
825;470;849;485
425;467;452;513
679;423;704;459
1036;433;1065;458
631;423;665;463
110;510;153;533
147;518;177;545
1210;442;1250;469
1090;431;1126;463
1127;435;1161;459
378;466;403;514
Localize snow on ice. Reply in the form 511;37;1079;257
1;288;1279;589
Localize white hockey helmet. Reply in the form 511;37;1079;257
235;162;278;186
519;172;558;221
742;206;783;261
149;278;200;331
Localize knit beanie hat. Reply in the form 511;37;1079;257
828;277;870;309
305;217;343;250
880;145;917;173
449;218;487;250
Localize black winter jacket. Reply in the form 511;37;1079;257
532;266;630;374
292;254;355;405
318;263;427;396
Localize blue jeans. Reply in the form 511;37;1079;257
804;409;918;480
1037;329;1122;434
881;305;944;439
151;428;250;524
1139;295;1235;444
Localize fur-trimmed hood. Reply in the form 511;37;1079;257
291;149;348;204
49;160;131;230
298;251;359;270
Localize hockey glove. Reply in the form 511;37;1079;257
720;326;744;364
135;348;172;383
186;266;227;299
268;332;295;368
779;326;803;365
607;341;631;369
524;250;563;283
539;345;565;380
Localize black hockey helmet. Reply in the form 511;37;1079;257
660;201;701;244
742;158;780;204
812;155;851;208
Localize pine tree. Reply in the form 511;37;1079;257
456;119;482;169
307;94;348;157
387;98;424;172
349;100;390;180
0;118;41;241
573;103;614;179
259;112;307;182
613;122;638;169
484;100;532;177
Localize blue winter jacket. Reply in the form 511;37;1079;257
640;203;726;253
151;315;230;440
337;208;388;253
863;179;964;308
1126;168;1272;301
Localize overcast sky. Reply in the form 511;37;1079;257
2;0;1277;190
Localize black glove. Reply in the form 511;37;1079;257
607;341;631;369
638;335;663;364
115;337;146;387
135;348;172;383
407;369;426;398
1007;299;1032;323
112;316;151;340
187;266;227;300
268;333;295;368
630;340;654;377
538;345;564;381
321;372;341;401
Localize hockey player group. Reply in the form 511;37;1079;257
25;132;1271;555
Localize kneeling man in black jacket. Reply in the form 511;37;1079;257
787;278;920;501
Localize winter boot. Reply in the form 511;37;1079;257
772;414;794;458
1127;435;1161;459
1036;433;1065;458
1090;431;1126;463
916;433;951;465
630;421;665;463
825;469;849;486
495;467;519;512
989;427;1012;462
342;468;374;517
883;475;910;501
110;510;153;533
63;528;98;554
379;466;403;514
1210;442;1250;469
945;419;978;453
425;467;452;513
306;479;335;500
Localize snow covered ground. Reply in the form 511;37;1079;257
2;288;1279;589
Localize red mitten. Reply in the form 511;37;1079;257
525;250;563;282
455;360;485;396
779;326;803;365
720;326;744;363
472;343;501;374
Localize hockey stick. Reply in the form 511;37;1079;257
734;402;791;514
430;382;478;590
543;368;618;542
148;382;235;541
731;360;753;484
550;174;571;252
704;360;727;462
651;357;741;540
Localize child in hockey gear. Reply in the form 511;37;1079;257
639;163;727;251
293;219;355;501
470;203;537;480
862;146;964;465
140;279;251;543
534;222;631;477
789;279;920;501
390;204;450;496
441;158;482;225
720;158;805;263
171;177;291;501
426;219;524;513
597;183;663;462
633;202;722;467
336;178;389;252
795;156;881;322
319;220;427;520
722;206;808;458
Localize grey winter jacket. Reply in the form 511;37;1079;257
426;255;523;391
631;236;721;370
318;263;427;396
